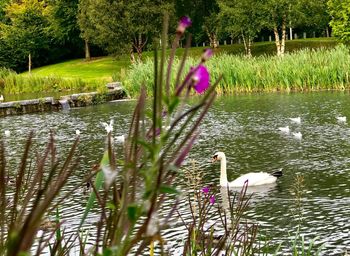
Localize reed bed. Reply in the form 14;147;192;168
0;69;105;94
124;45;350;97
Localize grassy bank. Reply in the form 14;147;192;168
124;45;350;97
0;38;339;96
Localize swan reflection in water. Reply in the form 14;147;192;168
219;182;278;214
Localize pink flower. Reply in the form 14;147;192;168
209;195;215;204
202;187;210;194
192;65;210;94
177;16;192;34
201;48;213;62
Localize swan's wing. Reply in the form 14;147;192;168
229;172;277;187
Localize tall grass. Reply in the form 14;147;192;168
0;69;106;94
124;45;350;97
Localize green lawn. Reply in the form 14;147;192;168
26;57;131;82
23;37;338;83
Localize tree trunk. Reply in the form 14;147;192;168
281;15;286;55
241;31;252;57
247;37;252;57
130;47;136;64
28;53;32;74
273;26;281;56
273;16;287;57
326;27;329;37
85;40;91;61
206;28;218;49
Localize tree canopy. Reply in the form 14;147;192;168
0;0;341;71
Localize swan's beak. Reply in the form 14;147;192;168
211;155;218;163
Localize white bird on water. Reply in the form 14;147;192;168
102;120;114;133
115;134;125;144
289;117;301;124
212;152;283;187
278;126;290;134
336;116;346;123
4;130;10;136
292;131;302;140
0;95;4;103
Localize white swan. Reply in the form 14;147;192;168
336;116;346;123
289;117;301;124
278;126;290;134
212;152;283;187
292;131;302;140
115;134;125;144
101;120;114;133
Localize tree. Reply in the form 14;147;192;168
46;0;83;50
78;0;174;62
218;0;265;56
328;0;350;42
176;0;220;47
0;0;52;71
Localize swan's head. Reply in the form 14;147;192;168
212;152;225;162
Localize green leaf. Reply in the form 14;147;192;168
159;185;179;194
168;97;180;114
127;205;139;223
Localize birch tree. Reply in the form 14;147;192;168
218;0;265;57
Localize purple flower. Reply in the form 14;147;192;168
177;16;192;34
209;195;215;204
201;48;213;62
202;187;210;194
192;65;210;94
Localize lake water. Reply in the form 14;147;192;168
1;92;349;255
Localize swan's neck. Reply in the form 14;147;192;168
220;155;228;187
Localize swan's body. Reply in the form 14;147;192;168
115;134;125;144
102;120;114;133
212;152;282;187
336;116;346;123
278;126;290;134
289;117;301;124
292;131;302;140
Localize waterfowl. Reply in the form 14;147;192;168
115;134;125;144
102;120;114;133
0;95;4;103
292;131;302;140
289;117;301;124
212;152;283;187
278;126;290;134
336;116;346;123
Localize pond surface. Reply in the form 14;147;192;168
1;92;350;255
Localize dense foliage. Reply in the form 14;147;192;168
0;0;343;72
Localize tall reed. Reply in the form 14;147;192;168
124;45;350;97
0;72;105;94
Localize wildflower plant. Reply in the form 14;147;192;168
76;15;221;255
179;181;259;256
